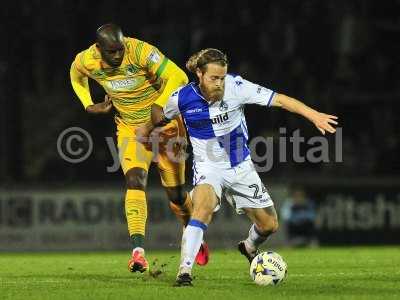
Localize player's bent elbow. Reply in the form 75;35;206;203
179;69;189;85
173;61;188;83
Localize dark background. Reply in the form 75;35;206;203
1;0;400;186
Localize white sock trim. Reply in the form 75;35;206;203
132;247;145;254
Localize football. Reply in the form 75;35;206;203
249;251;288;286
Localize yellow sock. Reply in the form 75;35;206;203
125;189;147;238
169;192;193;227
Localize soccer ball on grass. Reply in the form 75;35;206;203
249;251;287;286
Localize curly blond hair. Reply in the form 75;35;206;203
185;48;228;73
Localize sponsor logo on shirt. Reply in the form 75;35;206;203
211;112;229;124
189;113;229;128
109;78;137;90
190;119;210;128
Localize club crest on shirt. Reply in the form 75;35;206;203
126;65;140;75
219;100;228;111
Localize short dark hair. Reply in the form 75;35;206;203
96;23;123;45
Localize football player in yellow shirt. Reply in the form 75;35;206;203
70;24;209;273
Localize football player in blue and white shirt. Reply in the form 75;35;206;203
141;48;338;286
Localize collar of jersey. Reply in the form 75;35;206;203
190;83;219;107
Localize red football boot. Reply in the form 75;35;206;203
128;249;149;273
195;241;209;266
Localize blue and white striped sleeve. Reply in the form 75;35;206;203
163;90;180;120
236;77;276;107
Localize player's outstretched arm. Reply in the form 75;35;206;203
272;93;338;135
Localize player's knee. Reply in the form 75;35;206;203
125;168;148;190
198;202;215;216
270;218;279;233
192;197;215;222
194;186;217;210
192;200;215;223
257;217;279;235
164;185;186;205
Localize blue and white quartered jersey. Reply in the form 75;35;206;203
164;74;275;168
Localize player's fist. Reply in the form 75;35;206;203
86;95;113;114
135;124;152;144
101;95;113;112
135;121;156;152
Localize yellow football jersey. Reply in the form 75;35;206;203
72;37;168;125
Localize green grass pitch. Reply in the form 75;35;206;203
0;247;399;299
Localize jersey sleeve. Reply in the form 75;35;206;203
133;40;168;77
72;52;91;77
234;76;276;107
163;90;180;120
70;52;94;109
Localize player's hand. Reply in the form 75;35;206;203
311;112;338;135
86;95;113;114
135;122;154;145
